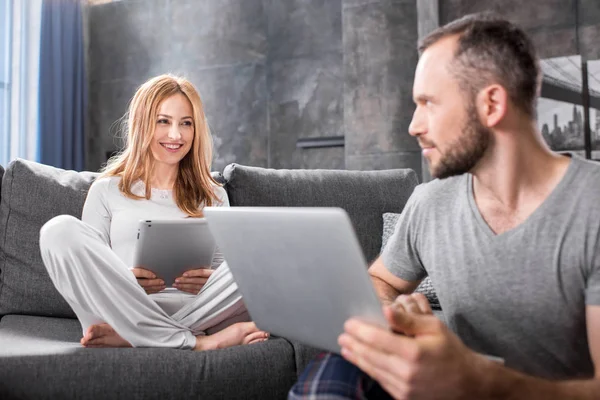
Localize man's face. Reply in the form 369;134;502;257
409;36;491;179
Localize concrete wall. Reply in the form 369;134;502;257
87;0;348;172
266;0;345;170
342;0;421;175
439;0;600;60
86;0;420;173
87;0;269;172
86;0;600;174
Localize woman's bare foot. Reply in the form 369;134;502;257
194;322;269;351
81;323;132;348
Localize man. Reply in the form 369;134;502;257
289;13;600;399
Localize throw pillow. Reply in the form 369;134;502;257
0;159;99;318
381;212;441;309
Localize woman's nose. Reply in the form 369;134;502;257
168;125;182;140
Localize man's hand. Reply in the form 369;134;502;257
173;268;214;294
338;295;485;400
131;267;165;294
392;293;434;315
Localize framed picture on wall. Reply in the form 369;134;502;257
538;55;600;160
588;59;600;160
538;55;586;155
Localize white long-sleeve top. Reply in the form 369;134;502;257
81;176;229;270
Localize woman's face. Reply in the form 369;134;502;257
150;93;195;168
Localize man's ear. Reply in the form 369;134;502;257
477;84;507;128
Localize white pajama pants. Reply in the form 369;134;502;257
39;215;249;350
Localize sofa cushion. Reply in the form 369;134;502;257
0;159;99;318
223;164;419;263
0;315;297;399
381;212;441;309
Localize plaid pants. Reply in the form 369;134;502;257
288;352;394;400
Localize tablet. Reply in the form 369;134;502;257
132;218;216;287
203;207;388;354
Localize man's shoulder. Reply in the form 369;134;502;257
410;174;467;208
573;156;600;179
570;156;600;198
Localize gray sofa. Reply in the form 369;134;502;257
0;159;418;400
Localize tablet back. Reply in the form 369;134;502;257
203;207;387;353
133;219;216;286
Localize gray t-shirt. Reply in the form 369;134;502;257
382;155;600;379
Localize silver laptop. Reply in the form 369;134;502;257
203;207;387;353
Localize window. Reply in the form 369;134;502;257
0;0;12;166
0;0;42;167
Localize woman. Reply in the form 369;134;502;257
39;74;268;350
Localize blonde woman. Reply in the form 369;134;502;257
39;75;268;350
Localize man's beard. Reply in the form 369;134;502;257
431;103;492;179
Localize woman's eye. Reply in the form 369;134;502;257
182;121;193;126
157;119;169;124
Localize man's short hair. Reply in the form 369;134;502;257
419;13;541;118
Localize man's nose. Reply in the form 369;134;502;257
408;108;426;137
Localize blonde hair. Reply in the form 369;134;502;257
101;74;219;217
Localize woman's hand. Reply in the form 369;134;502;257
131;267;165;294
194;322;270;351
173;268;214;294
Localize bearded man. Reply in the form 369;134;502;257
290;13;600;400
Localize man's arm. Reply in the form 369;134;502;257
338;305;600;400
368;256;421;305
481;304;600;399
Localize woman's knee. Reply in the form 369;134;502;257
39;215;84;253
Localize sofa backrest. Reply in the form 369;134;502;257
223;164;419;263
0;159;99;318
0;160;418;319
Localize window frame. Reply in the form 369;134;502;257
1;0;14;166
